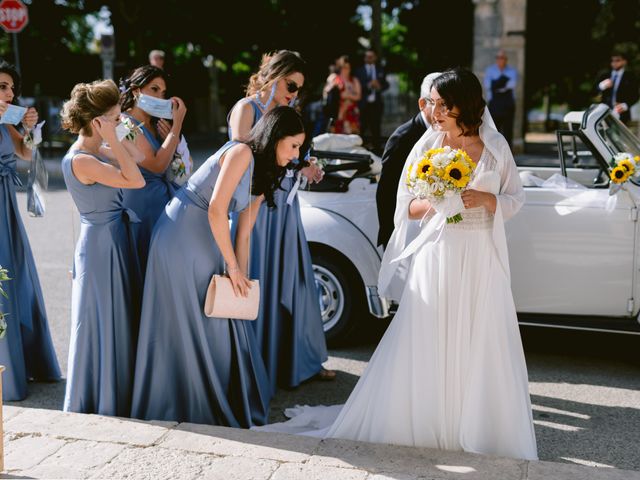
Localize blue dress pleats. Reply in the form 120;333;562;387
0;125;61;401
120;115;175;274
229;99;328;393
131;141;271;426
61;148;142;416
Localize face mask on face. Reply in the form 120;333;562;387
0;104;27;125
137;93;173;119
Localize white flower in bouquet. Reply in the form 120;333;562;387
406;146;477;223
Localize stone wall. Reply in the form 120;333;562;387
473;0;527;153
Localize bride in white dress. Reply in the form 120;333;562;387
256;68;538;461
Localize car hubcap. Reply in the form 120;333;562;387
313;264;345;332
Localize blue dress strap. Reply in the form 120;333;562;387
227;99;264;140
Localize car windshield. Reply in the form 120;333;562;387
596;113;640;157
595;113;640;185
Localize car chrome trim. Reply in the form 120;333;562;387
519;322;640;336
313;264;345;332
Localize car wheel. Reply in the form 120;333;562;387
311;252;365;345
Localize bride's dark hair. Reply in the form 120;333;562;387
243;106;307;207
432;68;485;136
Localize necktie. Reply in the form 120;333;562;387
611;72;619;105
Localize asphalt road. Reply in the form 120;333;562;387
6;154;640;472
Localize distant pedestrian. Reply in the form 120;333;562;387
325;55;361;134
595;51;639;125
483;50;517;147
355;49;389;151
148;50;165;70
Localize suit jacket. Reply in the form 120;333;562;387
376;113;427;247
596;69;640;123
355;63;389;108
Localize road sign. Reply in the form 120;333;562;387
0;0;28;34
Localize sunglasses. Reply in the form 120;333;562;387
285;80;302;94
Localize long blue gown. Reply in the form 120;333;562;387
61;149;142;416
0;125;61;401
229;99;328;394
120;114;174;274
131;140;271;427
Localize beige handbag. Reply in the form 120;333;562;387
204;163;260;320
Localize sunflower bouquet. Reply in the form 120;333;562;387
406;146;476;223
609;152;640;184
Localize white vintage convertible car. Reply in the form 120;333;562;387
299;104;640;343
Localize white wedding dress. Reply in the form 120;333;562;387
255;116;538;461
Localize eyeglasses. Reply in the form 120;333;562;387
285;80;302;94
425;97;452;115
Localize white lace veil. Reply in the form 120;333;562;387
378;107;525;301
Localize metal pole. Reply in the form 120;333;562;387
12;33;21;76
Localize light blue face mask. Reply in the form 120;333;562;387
0;104;27;125
137;93;173;119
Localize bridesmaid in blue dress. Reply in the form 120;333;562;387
228;50;334;393
0;61;61;401
119;65;188;272
60;79;146;416
131;106;306;426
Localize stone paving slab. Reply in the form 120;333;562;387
271;463;370;480
309;437;527;480
4;406;174;446
27;439;126;478
2;406;639;480
159;422;320;462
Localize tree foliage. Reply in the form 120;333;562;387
2;0;638;125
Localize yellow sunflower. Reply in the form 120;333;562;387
610;165;630;184
415;158;435;179
457;150;476;170
444;161;471;188
634;155;640;164
618;159;635;174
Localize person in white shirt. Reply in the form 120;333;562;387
596;52;639;125
355;49;389;152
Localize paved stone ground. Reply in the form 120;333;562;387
3;406;640;480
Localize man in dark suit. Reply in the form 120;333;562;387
355;49;389;153
376;72;441;248
596;52;639;125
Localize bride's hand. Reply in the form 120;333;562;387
461;189;496;213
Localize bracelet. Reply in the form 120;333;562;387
226;265;239;274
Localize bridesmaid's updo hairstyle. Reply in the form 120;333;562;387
119;65;169;112
0;61;21;101
61;79;120;136
244;106;307;208
432;68;486;136
246;50;307;97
